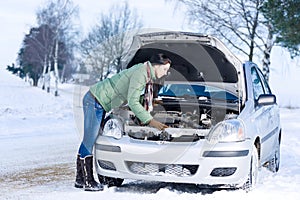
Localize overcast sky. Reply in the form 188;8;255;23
0;0;189;68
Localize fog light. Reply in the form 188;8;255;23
210;167;237;177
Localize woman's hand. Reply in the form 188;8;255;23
148;119;168;130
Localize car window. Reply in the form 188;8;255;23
251;67;265;100
256;68;271;94
159;84;205;97
158;84;238;101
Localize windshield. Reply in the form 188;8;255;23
158;84;238;102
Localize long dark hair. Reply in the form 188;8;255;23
149;53;171;98
149;53;171;65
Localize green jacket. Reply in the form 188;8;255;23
89;62;156;124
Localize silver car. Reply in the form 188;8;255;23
94;31;281;191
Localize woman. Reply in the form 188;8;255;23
75;53;171;191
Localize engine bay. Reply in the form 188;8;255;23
109;98;239;142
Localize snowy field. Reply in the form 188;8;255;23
1;65;300;200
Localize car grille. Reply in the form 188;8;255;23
126;161;198;177
128;131;203;142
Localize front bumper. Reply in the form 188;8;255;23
94;135;252;186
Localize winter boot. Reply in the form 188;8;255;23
74;154;84;188
80;155;103;191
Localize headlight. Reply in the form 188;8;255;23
102;118;123;139
207;119;245;144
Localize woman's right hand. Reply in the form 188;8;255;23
148;119;168;130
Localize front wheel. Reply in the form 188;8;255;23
97;174;124;187
242;144;259;191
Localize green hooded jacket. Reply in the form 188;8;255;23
89;62;156;124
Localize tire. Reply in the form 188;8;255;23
97;174;124;187
267;138;280;173
242;144;259;191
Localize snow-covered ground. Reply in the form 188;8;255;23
1;64;300;200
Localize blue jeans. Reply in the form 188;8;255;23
78;91;106;158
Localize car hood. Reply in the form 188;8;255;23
122;31;245;102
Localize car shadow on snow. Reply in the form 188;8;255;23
113;180;237;195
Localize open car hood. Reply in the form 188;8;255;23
122;31;245;102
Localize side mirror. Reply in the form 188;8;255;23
256;94;276;106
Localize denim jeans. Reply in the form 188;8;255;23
78;91;106;158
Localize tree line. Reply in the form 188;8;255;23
8;0;142;96
6;0;300;96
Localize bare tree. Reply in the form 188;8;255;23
169;0;275;82
18;25;56;87
80;1;142;83
36;0;79;95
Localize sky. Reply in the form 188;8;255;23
0;0;188;69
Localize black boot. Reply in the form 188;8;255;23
80;155;103;191
74;154;84;188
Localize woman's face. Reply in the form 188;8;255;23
154;63;170;79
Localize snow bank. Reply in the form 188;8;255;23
269;47;300;108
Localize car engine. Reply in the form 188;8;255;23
108;99;239;142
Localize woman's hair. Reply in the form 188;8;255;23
149;53;171;65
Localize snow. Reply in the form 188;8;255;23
1;62;300;199
268;46;300;108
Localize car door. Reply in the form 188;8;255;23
256;68;280;159
250;66;278;162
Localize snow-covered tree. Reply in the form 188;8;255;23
169;0;276;82
36;0;79;95
80;1;142;83
262;0;300;58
